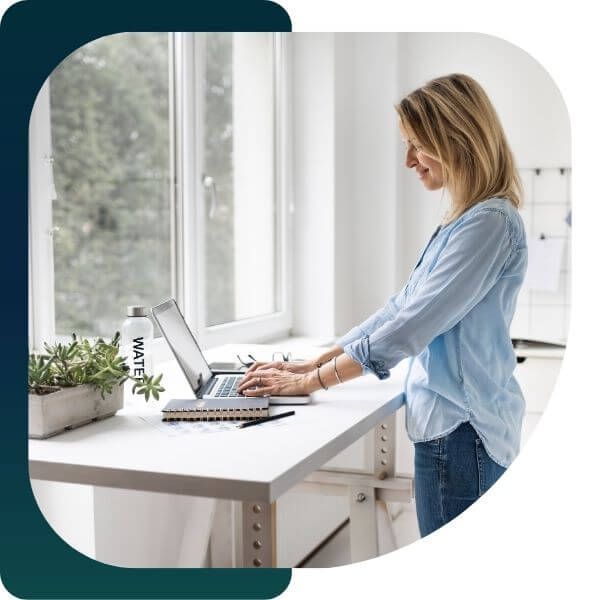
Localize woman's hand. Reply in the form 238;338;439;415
237;368;317;397
243;358;318;377
237;347;344;396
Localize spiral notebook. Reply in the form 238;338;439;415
161;397;269;422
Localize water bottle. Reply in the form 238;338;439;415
121;306;153;381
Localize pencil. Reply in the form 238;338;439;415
237;410;295;429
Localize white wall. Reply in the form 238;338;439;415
342;33;400;334
292;33;401;338
291;33;336;338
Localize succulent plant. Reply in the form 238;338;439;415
28;332;165;401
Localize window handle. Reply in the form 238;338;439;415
202;174;218;220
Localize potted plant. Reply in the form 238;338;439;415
28;332;165;439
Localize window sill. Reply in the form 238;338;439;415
151;333;335;365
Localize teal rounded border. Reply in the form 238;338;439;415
0;1;292;597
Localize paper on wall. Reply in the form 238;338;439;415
522;235;565;292
533;169;569;204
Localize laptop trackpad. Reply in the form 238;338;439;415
268;395;311;405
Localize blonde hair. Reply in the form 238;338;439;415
395;73;522;222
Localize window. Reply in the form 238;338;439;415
49;32;172;339
29;32;291;350
203;33;277;326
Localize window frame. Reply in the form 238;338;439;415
28;32;292;352
29;79;57;351
193;31;293;347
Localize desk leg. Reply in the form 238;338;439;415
232;500;277;567
376;500;398;555
349;415;399;563
349;485;378;562
374;415;396;480
373;415;398;555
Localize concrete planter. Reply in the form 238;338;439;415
29;384;124;439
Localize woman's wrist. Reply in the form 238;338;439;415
303;347;347;392
303;369;322;394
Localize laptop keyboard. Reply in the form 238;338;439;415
214;375;245;397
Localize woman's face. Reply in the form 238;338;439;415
400;124;444;191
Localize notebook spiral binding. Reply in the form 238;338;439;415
162;406;268;422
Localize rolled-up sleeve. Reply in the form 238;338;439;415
344;208;514;379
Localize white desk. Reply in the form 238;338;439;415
29;344;411;567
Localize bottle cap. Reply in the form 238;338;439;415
127;306;148;317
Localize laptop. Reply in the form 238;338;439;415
151;299;311;405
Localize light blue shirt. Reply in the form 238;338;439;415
337;197;527;468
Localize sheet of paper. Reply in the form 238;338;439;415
533;169;568;204
137;413;287;437
522;235;565;292
138;413;240;436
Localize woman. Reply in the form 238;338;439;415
238;73;527;538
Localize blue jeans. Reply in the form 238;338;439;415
414;421;506;537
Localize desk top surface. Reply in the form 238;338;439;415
29;344;405;502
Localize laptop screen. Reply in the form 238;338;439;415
152;299;212;393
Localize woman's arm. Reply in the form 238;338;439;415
344;208;515;380
335;302;397;349
314;345;344;366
